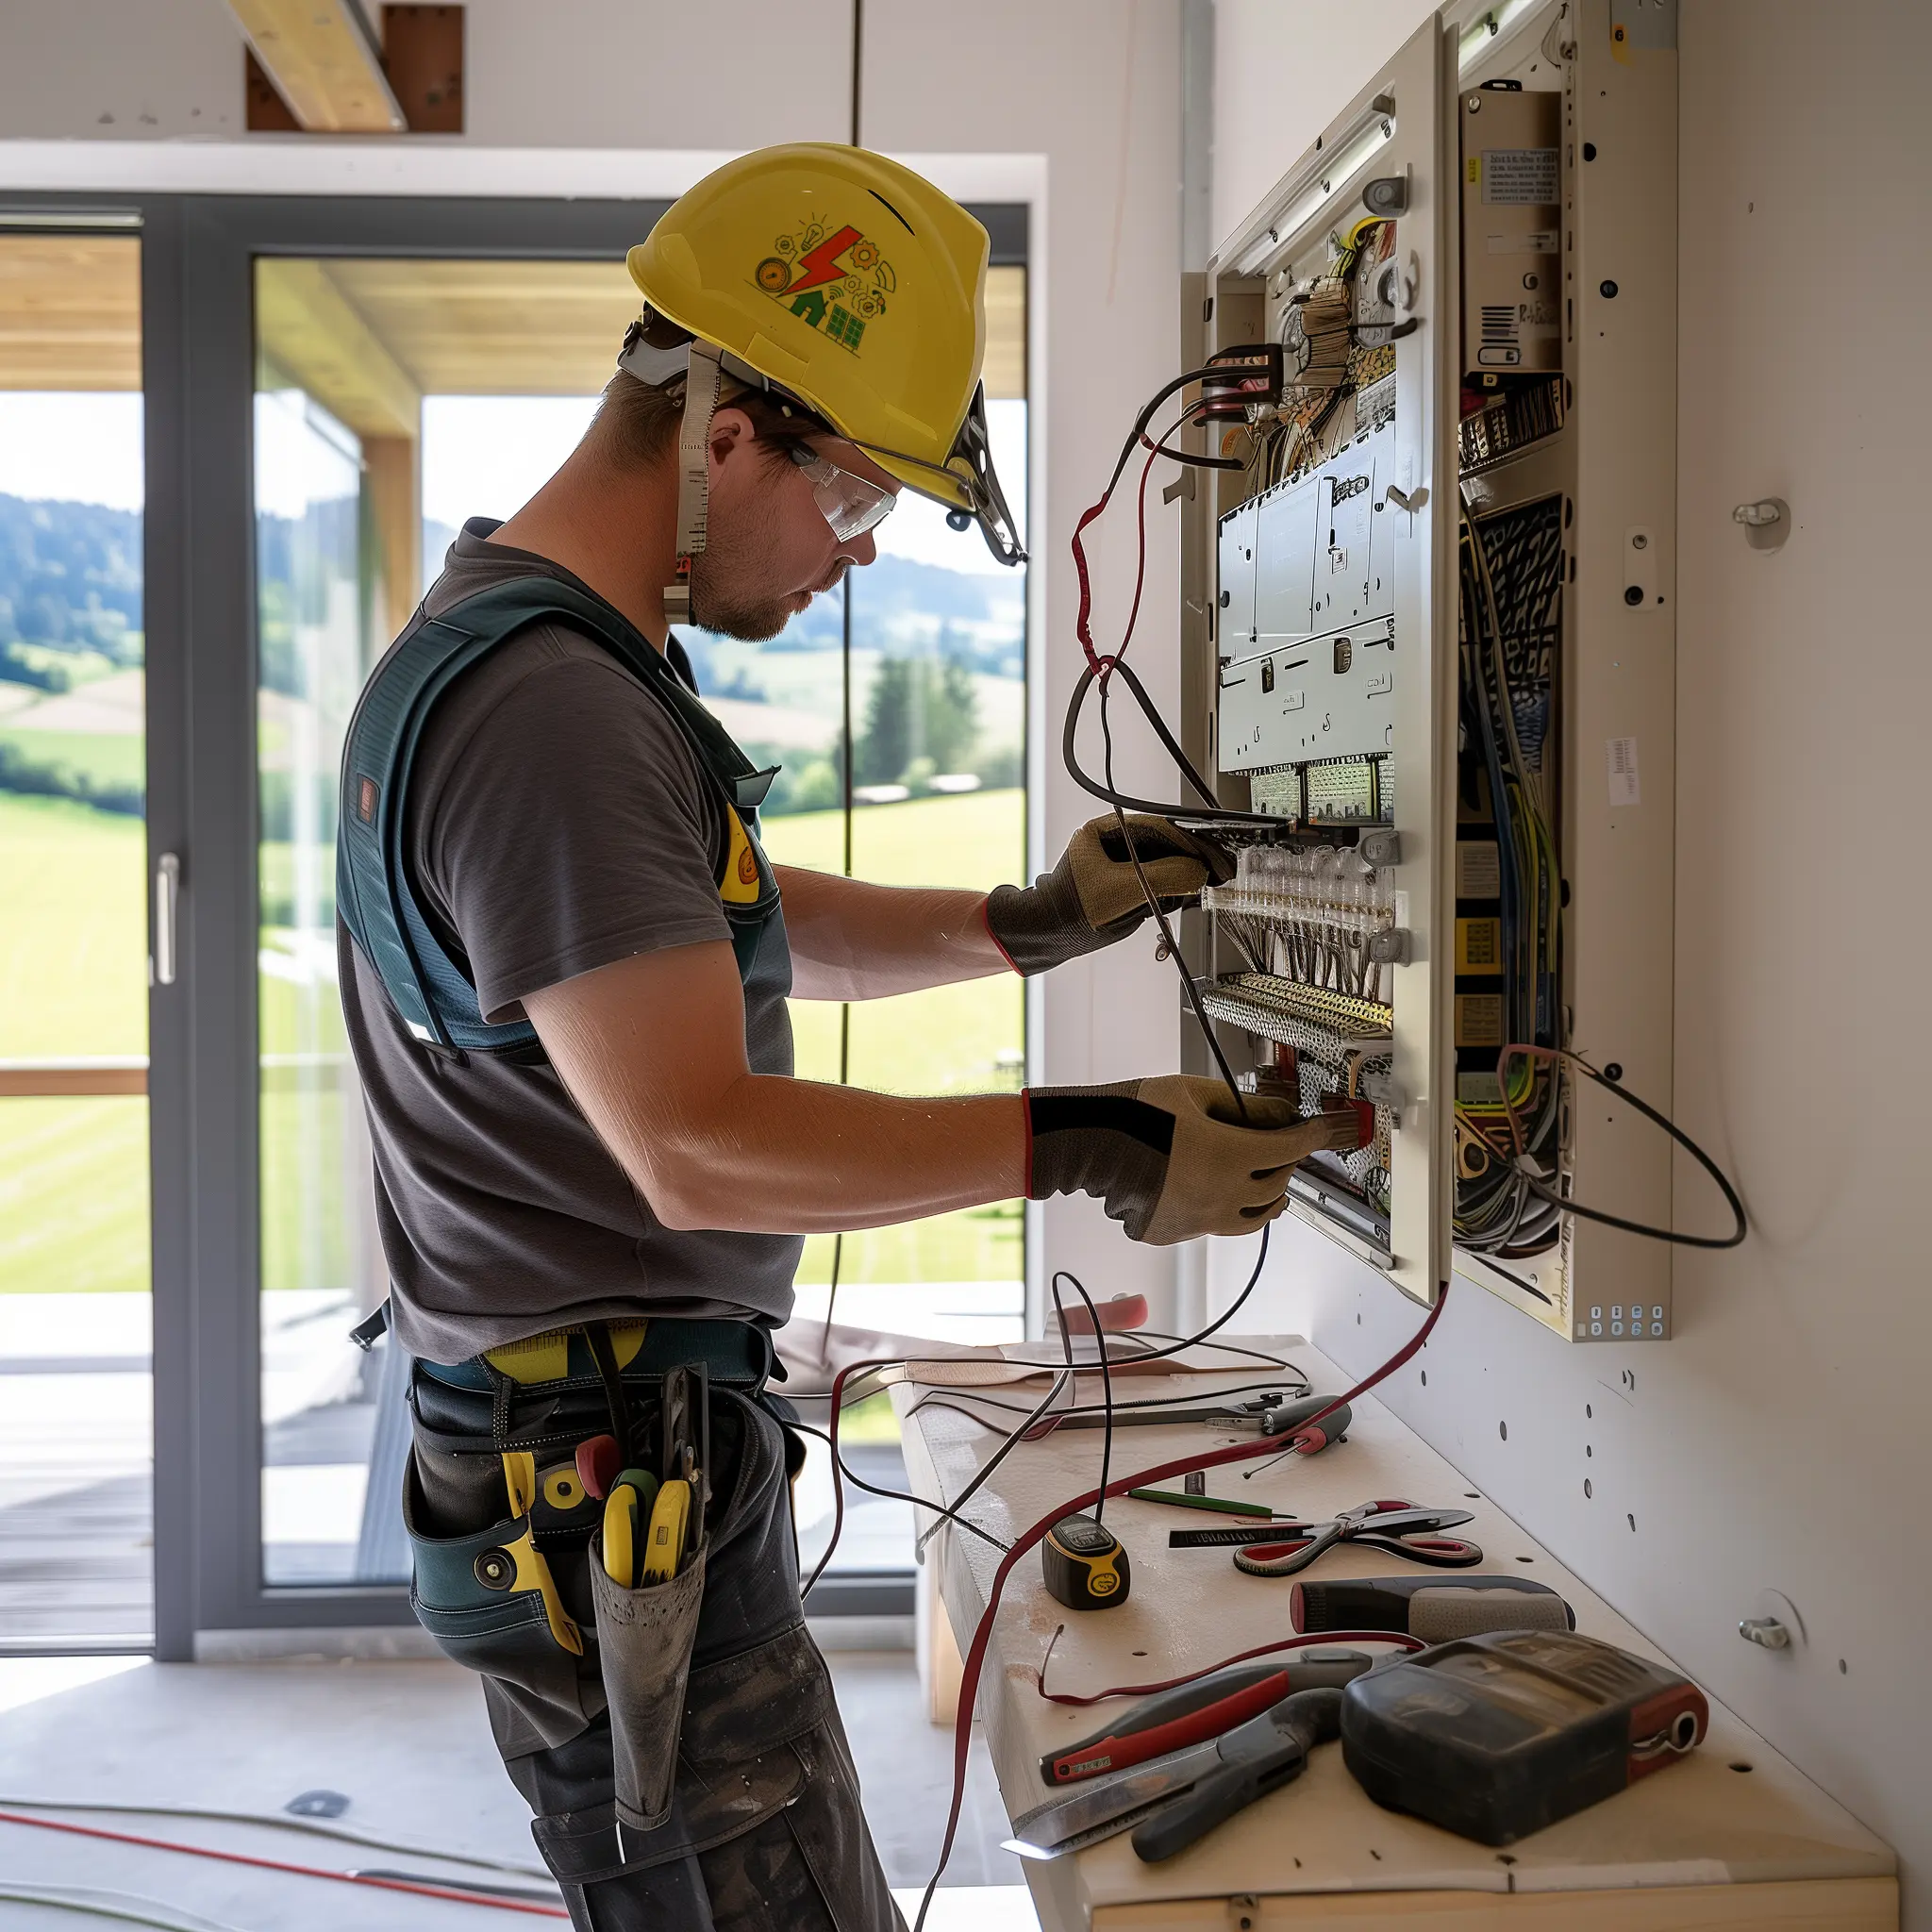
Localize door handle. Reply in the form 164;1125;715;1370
155;852;181;987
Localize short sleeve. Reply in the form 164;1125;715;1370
417;645;731;1021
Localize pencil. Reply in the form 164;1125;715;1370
1126;1487;1278;1519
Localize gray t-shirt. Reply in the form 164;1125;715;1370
338;521;803;1363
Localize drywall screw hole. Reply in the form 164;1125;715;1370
1421;1370;1427;1386
1132;1650;1147;1657
1729;1761;1754;1774
1839;1659;1848;1675
1357;1312;1362;1325
1582;141;1597;159
1516;1555;1535;1564
1498;1421;1508;1441
1586;1403;1592;1418
1627;1513;1637;1531
1583;1478;1593;1498
1368;1849;1382;1862
1586;1445;1592;1457
1464;1492;1480;1500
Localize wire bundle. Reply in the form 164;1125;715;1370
1204;845;1398;1003
1455;496;1565;1255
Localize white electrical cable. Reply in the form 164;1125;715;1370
0;1884;249;1932
0;1796;553;1882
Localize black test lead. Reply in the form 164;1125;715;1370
1041;1272;1131;1611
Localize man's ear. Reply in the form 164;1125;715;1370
707;405;756;470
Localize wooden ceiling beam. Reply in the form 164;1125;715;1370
225;1;407;134
0;236;141;391
256;259;419;439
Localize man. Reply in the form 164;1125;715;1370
338;144;1359;1931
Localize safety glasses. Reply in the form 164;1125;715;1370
787;441;898;543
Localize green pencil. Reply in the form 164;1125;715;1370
1126;1486;1277;1519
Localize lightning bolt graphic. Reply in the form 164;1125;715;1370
786;225;863;296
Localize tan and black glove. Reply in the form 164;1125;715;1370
984;814;1235;976
1024;1075;1373;1245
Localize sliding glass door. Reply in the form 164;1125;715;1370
0;225;154;1649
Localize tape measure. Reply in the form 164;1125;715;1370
1042;1513;1131;1612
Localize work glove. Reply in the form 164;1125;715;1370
984;814;1234;976
1024;1075;1372;1245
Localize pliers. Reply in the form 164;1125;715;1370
1231;1498;1483;1577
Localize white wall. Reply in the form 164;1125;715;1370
1209;0;1932;1920
0;0;1189;1315
1209;0;1437;253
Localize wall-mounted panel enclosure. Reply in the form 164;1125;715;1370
1188;16;1458;1307
1182;0;1679;1339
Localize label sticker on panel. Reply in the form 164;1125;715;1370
1456;918;1504;973
1456;841;1502;898
1607;736;1641;808
1482;149;1559;205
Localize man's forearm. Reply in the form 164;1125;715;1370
774;865;1009;1000
572;1069;1024;1233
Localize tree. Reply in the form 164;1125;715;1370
857;656;981;787
858;657;916;785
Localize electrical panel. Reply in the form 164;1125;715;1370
1181;0;1678;1339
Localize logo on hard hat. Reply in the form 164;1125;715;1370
754;220;895;356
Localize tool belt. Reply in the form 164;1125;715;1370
401;1314;799;1849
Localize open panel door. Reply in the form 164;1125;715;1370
1186;16;1457;1306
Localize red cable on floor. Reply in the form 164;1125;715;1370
0;1809;568;1919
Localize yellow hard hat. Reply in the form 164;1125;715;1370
625;143;1023;568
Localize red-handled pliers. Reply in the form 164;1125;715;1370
1232;1499;1483;1578
1037;1651;1374;1786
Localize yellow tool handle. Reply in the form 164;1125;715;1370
603;1482;639;1589
641;1478;691;1586
498;1452;582;1655
502;1450;539;1519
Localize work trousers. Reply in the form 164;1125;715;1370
406;1366;905;1932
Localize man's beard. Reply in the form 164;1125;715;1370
686;545;795;641
686;491;817;641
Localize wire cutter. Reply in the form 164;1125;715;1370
1006;1687;1345;1863
1231;1498;1482;1578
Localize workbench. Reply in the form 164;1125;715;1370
891;1335;1896;1931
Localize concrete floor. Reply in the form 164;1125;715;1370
0;1647;1036;1930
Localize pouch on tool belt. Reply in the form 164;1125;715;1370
590;1530;708;1834
402;1453;586;1714
591;1361;711;1836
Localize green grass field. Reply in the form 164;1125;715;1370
0;726;145;793
759;789;1025;1286
0;793;151;1294
3;785;1027;1295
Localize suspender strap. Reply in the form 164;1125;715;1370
337;576;781;1056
